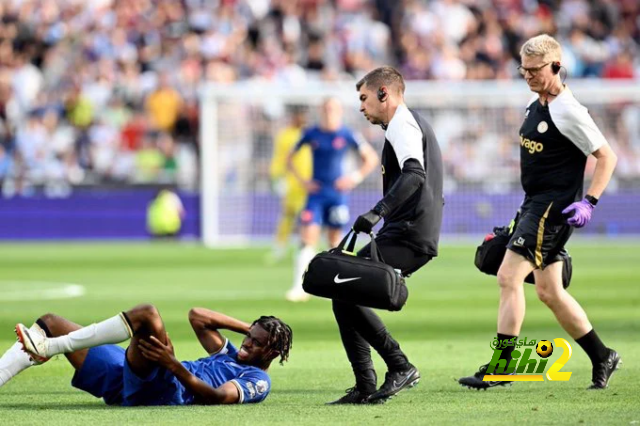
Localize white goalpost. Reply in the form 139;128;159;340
200;80;640;248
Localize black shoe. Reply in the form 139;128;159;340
326;387;374;405
588;349;621;390
367;365;420;403
458;363;515;390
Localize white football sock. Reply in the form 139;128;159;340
46;313;133;357
0;324;44;388
0;342;33;388
291;245;316;293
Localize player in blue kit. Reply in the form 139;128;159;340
2;304;291;406
285;97;378;302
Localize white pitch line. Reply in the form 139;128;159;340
0;282;86;301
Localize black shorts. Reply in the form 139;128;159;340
358;235;432;277
506;195;574;270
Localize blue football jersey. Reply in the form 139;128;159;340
293;126;362;187
181;339;271;404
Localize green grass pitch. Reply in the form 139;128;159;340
0;241;639;425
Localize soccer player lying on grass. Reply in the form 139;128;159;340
0;304;292;406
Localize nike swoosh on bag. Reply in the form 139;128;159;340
334;274;362;284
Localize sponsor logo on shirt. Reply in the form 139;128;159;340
246;382;257;398
520;135;544;154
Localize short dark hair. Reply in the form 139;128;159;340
287;104;307;116
252;316;293;365
356;66;405;95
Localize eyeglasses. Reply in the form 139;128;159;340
517;62;551;76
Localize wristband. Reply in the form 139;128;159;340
585;195;599;206
372;202;388;217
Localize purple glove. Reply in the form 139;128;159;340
562;199;595;228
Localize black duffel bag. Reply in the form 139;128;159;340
474;224;573;289
302;230;408;311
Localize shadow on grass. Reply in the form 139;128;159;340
0;402;111;410
3;390;80;395
0;402;200;411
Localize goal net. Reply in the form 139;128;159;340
200;80;640;247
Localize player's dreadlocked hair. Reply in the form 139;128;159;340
252;316;293;365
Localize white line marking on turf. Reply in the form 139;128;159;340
0;282;86;301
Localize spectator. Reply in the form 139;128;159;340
145;72;183;133
0;0;635;193
602;50;635;79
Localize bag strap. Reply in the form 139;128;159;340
368;233;386;264
335;229;358;254
337;230;386;264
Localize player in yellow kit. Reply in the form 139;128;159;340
266;107;312;264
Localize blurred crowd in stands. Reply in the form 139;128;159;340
0;0;638;195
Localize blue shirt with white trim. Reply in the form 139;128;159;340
180;339;271;404
293;125;362;188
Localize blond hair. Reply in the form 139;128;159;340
520;34;562;62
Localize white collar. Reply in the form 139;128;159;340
384;104;408;133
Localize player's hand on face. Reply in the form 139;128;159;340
334;175;357;192
139;333;178;368
305;180;321;194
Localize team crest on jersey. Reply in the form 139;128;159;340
332;137;346;149
256;380;269;394
537;121;549;133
